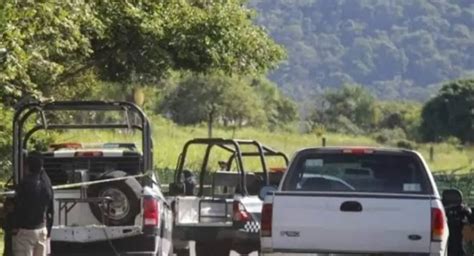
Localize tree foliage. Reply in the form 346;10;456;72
376;101;421;140
0;0;285;103
309;85;377;134
162;73;266;137
0;1;98;103
421;79;474;143
306;85;423;144
0;103;13;177
250;0;474;100
250;77;298;129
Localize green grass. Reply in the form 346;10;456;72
0;230;3;255
52;116;474;175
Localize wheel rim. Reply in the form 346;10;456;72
99;187;130;220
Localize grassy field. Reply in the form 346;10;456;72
0;231;3;255
52;116;474;175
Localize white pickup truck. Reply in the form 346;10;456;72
260;147;448;256
7;101;173;256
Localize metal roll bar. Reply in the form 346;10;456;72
12;100;153;184
173;138;289;196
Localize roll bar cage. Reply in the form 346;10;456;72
12;100;153;184
173;138;289;196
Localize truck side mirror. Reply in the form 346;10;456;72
259;185;277;200
169;182;185;196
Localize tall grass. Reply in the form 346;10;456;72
54;116;474;175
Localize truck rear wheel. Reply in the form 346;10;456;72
88;171;141;226
195;241;231;256
235;247;257;255
175;249;189;256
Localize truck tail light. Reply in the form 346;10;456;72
431;208;445;241
143;196;159;226
261;203;273;237
342;148;374;154
233;200;251;222
75;151;103;157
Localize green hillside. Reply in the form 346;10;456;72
250;0;474;100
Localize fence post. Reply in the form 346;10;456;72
322;137;326;147
430;146;434;162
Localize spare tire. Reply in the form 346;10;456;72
88;171;142;226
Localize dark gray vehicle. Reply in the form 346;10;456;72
168;138;288;256
6;100;173;256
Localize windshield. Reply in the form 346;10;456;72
283;152;431;194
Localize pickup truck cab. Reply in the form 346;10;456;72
261;147;448;256
7;100;173;256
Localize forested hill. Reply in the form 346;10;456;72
249;0;474;101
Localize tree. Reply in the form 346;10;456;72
320;85;378;132
420;79;474;143
0;102;13;177
164;74;265;137
0;1;98;104
375;101;422;140
0;0;285;103
250;77;298;129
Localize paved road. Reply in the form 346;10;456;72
184;241;259;256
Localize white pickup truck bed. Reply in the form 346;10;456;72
261;147;448;256
271;193;433;253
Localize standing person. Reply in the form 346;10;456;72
12;152;54;256
443;189;473;256
2;197;15;256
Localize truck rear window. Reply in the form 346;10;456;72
282;152;431;194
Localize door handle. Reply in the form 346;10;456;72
340;201;363;212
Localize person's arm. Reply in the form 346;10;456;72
42;172;54;237
462;204;474;223
12;181;26;232
46;193;53;237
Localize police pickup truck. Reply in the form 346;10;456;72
260;147;449;256
7;101;173;256
168;138;288;256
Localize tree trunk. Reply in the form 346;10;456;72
232;126;236;138
208;111;214;138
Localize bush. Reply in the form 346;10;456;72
373;128;407;144
444;136;461;146
327;115;364;135
395;139;417;150
311;124;326;137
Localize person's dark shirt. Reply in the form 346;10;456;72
13;171;54;236
445;204;472;256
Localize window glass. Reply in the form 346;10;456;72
283;153;430;194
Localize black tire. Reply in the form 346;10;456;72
175;250;189;256
195;241;230;256
235;247;257;255
88;171;142;226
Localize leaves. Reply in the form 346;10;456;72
0;0;98;102
163;73;266;127
0;0;285;103
421;79;474;143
